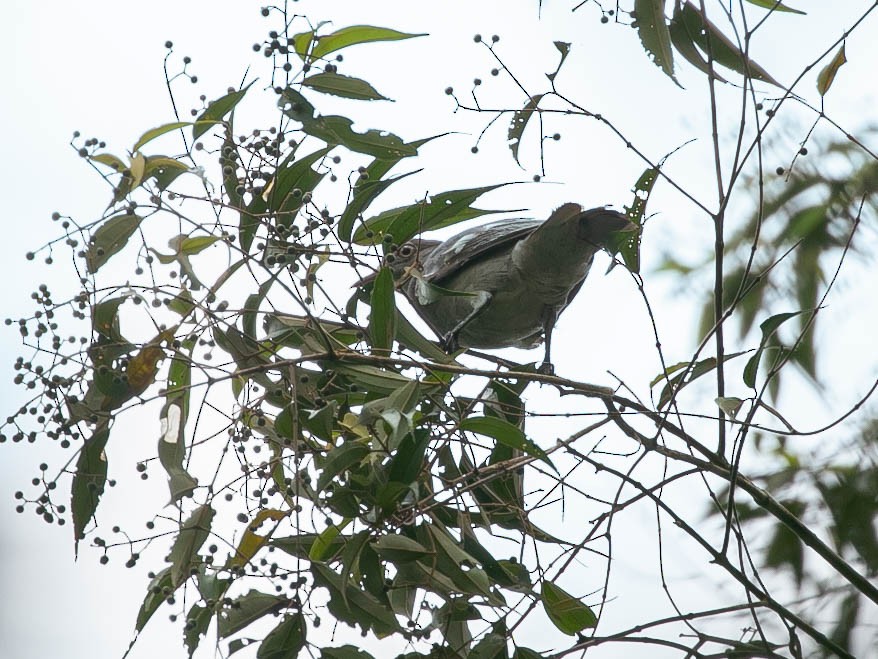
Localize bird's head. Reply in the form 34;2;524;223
576;207;638;251
355;238;441;288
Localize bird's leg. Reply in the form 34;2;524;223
537;306;557;375
440;291;492;353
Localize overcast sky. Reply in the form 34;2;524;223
3;2;877;658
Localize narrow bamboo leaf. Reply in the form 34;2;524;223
133;121;191;152
217;590;289;638
303;72;390;101
673;2;780;86
508;94;545;165
817;44;847;96
369;268;397;353
194;83;254;140
71;424;110;555
541;581;597;634
86;213;143;273
743;310;806;387
310;26;426;61
166;504;215;587
656;350;748;409
635;0;678;83
257;613;307;659
743;0;805;14
460;416;554;470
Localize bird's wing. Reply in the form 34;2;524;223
420;218;543;283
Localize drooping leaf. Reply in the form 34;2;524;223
71;423;110;555
317;443;371;492
310;25;427;61
635;0;677;83
541;581;597;635
135;567;174;632
257;613;307;659
311;563;402;636
86;213;143;273
817;43;847;97
303;72;390;101
671;2;780;86
183;603;213;658
369;267;397;354
194;82;254;140
372;534;433;564
165;504;215;587
508;94;545;165
338;169;421;242
546;41;571;81
743;311;806;388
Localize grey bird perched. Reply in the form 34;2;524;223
369;202;635;374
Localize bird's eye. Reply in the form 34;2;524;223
398;244;416;258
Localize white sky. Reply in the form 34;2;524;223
2;1;877;658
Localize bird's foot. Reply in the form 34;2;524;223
537;361;555;376
440;332;460;354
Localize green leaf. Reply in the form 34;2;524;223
387;428;430;485
654;350;748;409
303;72;390;101
90;153;127;172
352;184;513;245
317;443;371;492
311;563;402;636
817;43;847;96
194;83;254;141
541;581;597;635
86;213;143;274
671;2;780;86
217;590;289;638
71;424;110;555
135;567;174;632
743;0;805;14
508;94;545;165
257;613;307;659
158;345;198;503
338;169;421;242
165;504;215;587
183;603;213;658
133;121;191;152
372;534;432;563
635;0;677;83
459;416;554;469
311;25;426;61
546;41;571;82
369;267;397;353
280;88;416;159
743;311;806;388
180;235;221;255
321;646;377;659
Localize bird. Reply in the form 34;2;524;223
367;202;635;374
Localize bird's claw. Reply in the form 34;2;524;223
440;332;460;354
537;361;555;376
